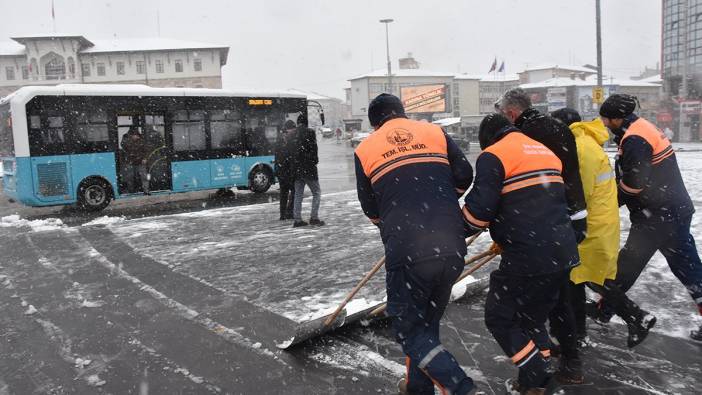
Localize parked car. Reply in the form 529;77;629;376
321;127;334;138
350;131;371;147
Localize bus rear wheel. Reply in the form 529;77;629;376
78;178;113;211
249;167;272;193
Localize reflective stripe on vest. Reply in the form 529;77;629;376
354;118;449;184
621;118;674;165
482;132;564;194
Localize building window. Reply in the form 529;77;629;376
97;63;105;76
5;67;15;80
155;59;164;73
81;63;91;77
116;61;125;75
136;60;145;74
67;57;75;79
175;59;183;73
44;57;66;80
21;65;28;80
193;58;202;72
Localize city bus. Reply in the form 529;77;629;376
0;84;314;211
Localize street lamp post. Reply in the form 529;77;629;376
380;19;394;94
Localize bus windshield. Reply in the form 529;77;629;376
0;103;13;157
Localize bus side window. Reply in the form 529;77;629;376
76;110;110;152
210;109;243;152
28;114;66;156
172;110;206;152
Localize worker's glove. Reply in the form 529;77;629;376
571;217;588;244
489;242;502;255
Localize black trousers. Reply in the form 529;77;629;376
279;180;294;218
485;268;570;388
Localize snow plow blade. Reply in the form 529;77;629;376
450;276;490;302
276;301;385;349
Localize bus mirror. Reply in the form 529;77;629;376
320;113;325;125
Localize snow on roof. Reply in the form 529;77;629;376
11;34;94;48
0;41;25;56
286;89;343;102
454;73;520;82
521;64;597;73
82;37;228;54
3;84;304;106
519;75;661;90
432;117;462;127
639;74;663;84
349;68;456;80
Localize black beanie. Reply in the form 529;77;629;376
551;107;582;126
599;94;638;119
479;113;513;150
368;93;405;127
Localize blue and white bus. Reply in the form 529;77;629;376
0;84;311;211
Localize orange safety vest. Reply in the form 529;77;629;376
355;118;449;184
483;132;563;195
620;118;674;165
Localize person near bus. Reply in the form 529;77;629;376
550;108;621;348
121;127;150;195
275;120;297;220
292;114;324;227
592;94;702;343
143;125;167;191
463;114;580;394
355;94;476;395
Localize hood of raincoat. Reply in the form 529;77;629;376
569;118;609;146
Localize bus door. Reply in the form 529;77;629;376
116;113;172;195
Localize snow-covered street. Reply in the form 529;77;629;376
0;139;701;394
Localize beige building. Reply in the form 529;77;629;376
0;34;229;97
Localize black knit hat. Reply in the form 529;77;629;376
368;93;405;127
551;107;582;126
599;94;638;119
479;113;513;150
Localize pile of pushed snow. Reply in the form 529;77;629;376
0;214;65;232
81;215;126;227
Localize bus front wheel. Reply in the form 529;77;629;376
249;167;272;193
77;178;113;211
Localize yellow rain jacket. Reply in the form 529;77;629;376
569;119;620;285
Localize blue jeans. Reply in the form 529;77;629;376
386;257;475;395
613;215;702;309
293;178;321;221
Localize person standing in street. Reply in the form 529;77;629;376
275;120;297;220
498;89;586;381
355;94;477;395
292;114;324;227
550;108;622;347
463;114;580;394
593;94;702;343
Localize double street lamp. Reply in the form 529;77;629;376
379;18;394;94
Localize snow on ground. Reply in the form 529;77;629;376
0;214;65;232
80;215;126;227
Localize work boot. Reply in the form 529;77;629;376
293;220;309;228
585;299;613;325
504;378;545;395
309;218;326;226
691;324;702;342
554;357;584;385
627;314;657;348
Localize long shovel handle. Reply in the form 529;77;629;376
323;256;386;327
368;248;495;318
456;253;497;284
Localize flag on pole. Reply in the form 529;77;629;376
498;61;505;73
488;57;497;73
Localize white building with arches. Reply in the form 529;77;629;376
0;34;229;97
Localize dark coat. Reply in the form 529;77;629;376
274;133;296;184
293;126;319;180
515;108;587;216
121;134;149;166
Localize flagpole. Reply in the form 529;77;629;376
51;0;56;32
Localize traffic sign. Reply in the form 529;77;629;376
592;87;604;104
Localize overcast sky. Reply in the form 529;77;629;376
0;0;661;99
